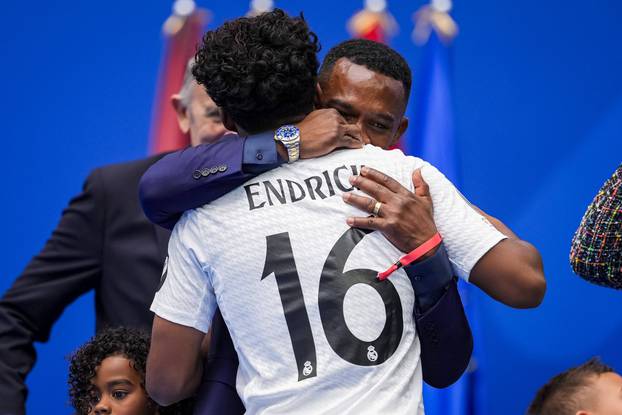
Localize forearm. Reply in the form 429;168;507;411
470;238;545;308
148;359;203;406
147;316;205;406
406;245;473;388
416;279;472;388
0;306;33;415
406;244;453;314
140;115;360;229
140;135;283;229
503;239;546;307
467;204;546;308
0;172;103;413
140;140;247;228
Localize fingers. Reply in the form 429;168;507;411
345;215;386;231
331;108;347;124
359;166;410;196
339;137;364;149
322;108;346;124
349;174;393;202
342;192;378;215
412;168;430;197
342;124;363;147
343;123;361;139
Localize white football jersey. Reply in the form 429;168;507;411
151;145;506;415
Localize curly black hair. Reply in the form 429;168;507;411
527;357;615;415
68;327;193;415
319;39;412;99
192;8;320;133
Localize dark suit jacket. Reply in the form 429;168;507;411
0;154;171;414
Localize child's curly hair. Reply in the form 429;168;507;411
68;326;193;414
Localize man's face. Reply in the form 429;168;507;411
88;355;155;415
582;372;622;415
174;83;229;147
319;58;409;149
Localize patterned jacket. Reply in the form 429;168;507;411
570;164;622;289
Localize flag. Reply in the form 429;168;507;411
407;3;458;182
348;0;400;148
149;1;209;154
247;0;274;16
347;0;398;44
405;2;481;415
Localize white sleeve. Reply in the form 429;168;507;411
150;211;216;333
401;157;507;281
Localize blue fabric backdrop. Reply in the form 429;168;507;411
1;1;621;413
406;29;474;415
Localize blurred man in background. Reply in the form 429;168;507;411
0;62;227;415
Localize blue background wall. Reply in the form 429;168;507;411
1;1;621;413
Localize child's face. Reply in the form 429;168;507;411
88;355;156;415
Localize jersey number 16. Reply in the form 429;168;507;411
261;228;404;381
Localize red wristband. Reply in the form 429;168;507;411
377;233;443;281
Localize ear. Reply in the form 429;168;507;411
222;111;238;133
314;82;324;108
389;116;409;147
171;94;190;134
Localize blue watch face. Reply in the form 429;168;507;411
276;125;300;143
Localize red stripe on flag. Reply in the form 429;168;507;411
149;10;207;154
358;21;386;43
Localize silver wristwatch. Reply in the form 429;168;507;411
274;125;301;163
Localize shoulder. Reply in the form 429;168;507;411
359;145;431;188
361;145;427;167
171;209;206;250
81;153;170;207
87;153;170;192
92;153;169;184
